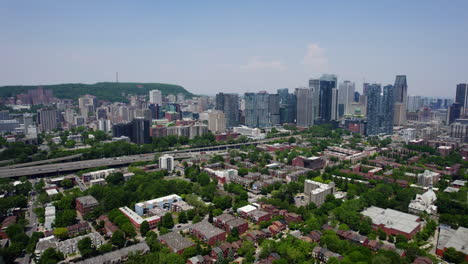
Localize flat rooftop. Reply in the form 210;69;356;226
437;226;468;255
135;194;182;208
361;206;420;234
191;221;225;239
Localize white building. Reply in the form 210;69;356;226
159;154;174;171
417;170;440;187
35;232;103;259
44;205;56;230
81;169;116;182
167;94;176;103
233;126;264;139
299;180;336;206
134;194;183;215
401;128;416;143
338;81;356;116
176;93;185;103
205;168;238;184
207;110;226;132
98;119;112;132
237;204;258;216
149;90;163;105
408;188;437;215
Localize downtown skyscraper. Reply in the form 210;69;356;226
366;84;394;135
393;75;408;125
244;92;270;128
215;93;239;128
295;87;316;127
381;85;395;134
318;74;338;123
338;81;356;117
455;83;468;108
366;84;382;136
277;88;296;124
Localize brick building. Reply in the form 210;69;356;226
75;195;99;215
361;206;421;239
158;232;195;254
190;221;226;246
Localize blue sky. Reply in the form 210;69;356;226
1;0;467;96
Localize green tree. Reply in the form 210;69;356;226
192;215;202;223
98;243;113;254
238;240;255;262
106;172;124;185
140;221;150;237
111;230;126;248
121;222;136;238
443;247;465;264
378;229;387;240
227;227;239;242
53;227;69;240
197;173;211;186
178;211;187;224
161;213;174;229
55;209;77;227
64;140;76;148
186;209;196;220
61;179;73;189
38;248;64;264
78;237;94;258
182;246;198;260
395;234;408;248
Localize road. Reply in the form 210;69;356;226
0;137;295;178
0;155;154;178
4;154;83;169
16;187;38;264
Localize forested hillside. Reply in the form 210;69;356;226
0;82;193;102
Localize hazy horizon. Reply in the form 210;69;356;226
1;0;467;97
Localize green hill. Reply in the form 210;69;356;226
0;82;194;102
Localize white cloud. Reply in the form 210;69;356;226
302;43;328;73
240;56;285;71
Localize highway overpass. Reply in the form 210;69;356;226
0;139;280;178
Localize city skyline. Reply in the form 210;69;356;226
1;1;467;97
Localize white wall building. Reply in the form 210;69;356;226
408;188;437;215
159;154;174;171
233;126;264;139
417;170;440;187
149;90;163;105
302;180;335;206
44;205;56;230
338;81;356;116
81;169;116;182
207;110;226;132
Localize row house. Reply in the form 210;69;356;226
336;230;368;245
284;212;302;223
268;221;286;235
306;230;322;243
158;231;195;254
210;240;243;260
312;246;343;262
366;240;405;257
247;209;271;223
189;221;226;246
245;230;267;244
213;213;248;234
97;215;119;236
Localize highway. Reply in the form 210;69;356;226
3;154;83;169
0;155;154;178
0;138;290;178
